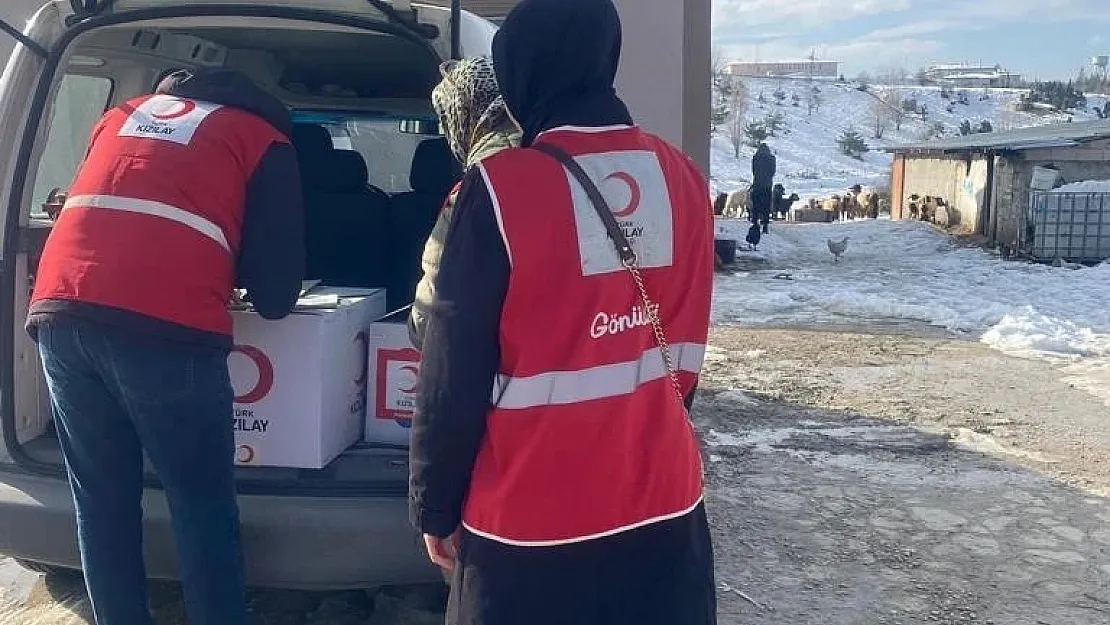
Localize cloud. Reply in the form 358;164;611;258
713;0;910;32
713;0;1110;74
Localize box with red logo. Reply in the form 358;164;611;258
364;317;421;446
228;287;387;468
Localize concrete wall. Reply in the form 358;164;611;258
900;155;988;234
613;0;710;174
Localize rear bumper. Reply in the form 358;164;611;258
0;468;440;590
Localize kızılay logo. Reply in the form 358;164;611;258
236;444;256;464
231;345;275;404
376;348;421;427
149;97;196;120
604;171;641;218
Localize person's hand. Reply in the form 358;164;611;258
423;531;459;570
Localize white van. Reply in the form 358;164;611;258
0;0;495;589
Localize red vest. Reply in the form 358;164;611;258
32;94;287;336
462;126;713;546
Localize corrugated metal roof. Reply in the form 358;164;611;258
887;119;1110;153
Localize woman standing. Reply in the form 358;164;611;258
408;0;717;623
409;56;520;348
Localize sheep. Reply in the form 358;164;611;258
855;190;880;219
906;193;921;220
776;192;801;219
820;195;843;221
712;192;728;216
922;196;950;225
722;188;750;218
771;183;800;219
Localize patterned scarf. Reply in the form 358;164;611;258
432;56;511;165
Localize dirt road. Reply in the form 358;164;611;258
3;324;1109;624
704;325;1110;624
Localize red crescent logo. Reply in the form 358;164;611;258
605;171;641;218
399;364;420;394
353;331;369;386
231;345;275;404
150;98;196;120
236;444;255;464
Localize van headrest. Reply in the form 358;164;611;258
292;124;334;158
409;137;460;196
316;150;370;192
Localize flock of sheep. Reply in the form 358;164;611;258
717;183;891;224
717;183;801;221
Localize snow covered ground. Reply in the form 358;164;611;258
710;78;1110;200
712;218;1110;404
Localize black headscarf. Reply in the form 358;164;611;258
492;0;633;147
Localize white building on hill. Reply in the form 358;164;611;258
727;60;839;79
925;64;1021;88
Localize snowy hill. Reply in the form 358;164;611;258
710;78;1110;200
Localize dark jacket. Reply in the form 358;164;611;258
27;68;304;349
752;144;776;188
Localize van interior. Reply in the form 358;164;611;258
9;11;467;494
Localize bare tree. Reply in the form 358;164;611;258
806;84;821;116
878;66;909;86
881;88;906;131
712;46;726;76
726;81;749;159
870;96;891;139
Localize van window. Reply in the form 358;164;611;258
293;112;440;194
30;74;113;217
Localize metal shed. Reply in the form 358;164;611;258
886;120;1110;259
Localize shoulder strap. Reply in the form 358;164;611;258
532;143;637;266
531;142;685;406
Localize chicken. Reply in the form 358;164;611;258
827;236;850;263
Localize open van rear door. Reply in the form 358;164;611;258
66;0;464;55
0;20;48;58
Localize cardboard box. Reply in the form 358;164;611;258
364;320;421;446
229;288;386;468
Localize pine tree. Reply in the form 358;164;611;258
763;112;786;137
744;122;769;147
837;130;869;159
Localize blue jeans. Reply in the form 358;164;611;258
36;318;246;625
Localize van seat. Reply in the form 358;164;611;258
387;137;460;310
303;149;390;288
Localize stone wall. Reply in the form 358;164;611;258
991;139;1110;247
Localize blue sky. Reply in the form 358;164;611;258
713;0;1110;80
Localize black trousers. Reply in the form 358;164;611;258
749;186;772;233
447;505;717;625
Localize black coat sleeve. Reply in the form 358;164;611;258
237;141;306;320
408;171;509;538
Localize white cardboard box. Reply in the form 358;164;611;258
364;321;421;446
229;288;386;468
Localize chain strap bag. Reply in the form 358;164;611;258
532;143;684;404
